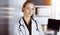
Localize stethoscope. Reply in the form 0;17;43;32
19;19;26;35
19;18;39;35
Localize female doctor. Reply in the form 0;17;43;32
18;1;44;35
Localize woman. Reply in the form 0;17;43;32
18;1;44;35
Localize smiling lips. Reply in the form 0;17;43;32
28;13;32;15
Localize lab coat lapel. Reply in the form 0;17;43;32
21;18;29;35
32;20;39;35
32;20;36;35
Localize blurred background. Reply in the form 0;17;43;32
0;0;60;35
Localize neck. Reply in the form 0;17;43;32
23;15;31;24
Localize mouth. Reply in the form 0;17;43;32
28;13;32;15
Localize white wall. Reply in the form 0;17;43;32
54;0;60;20
51;0;60;20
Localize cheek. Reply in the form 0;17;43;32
23;10;29;14
32;12;34;14
24;8;29;12
31;10;34;14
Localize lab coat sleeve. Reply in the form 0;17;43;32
37;22;45;35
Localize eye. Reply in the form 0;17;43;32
26;7;34;10
32;8;34;10
26;7;30;9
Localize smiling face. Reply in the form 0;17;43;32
22;3;35;17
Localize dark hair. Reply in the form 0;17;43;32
22;1;35;12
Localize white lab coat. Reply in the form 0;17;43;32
14;17;44;35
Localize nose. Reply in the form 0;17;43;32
29;9;32;12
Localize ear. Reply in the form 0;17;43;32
22;8;24;12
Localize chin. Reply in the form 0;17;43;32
28;15;32;17
27;14;32;17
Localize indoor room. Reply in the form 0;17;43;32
0;0;60;35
